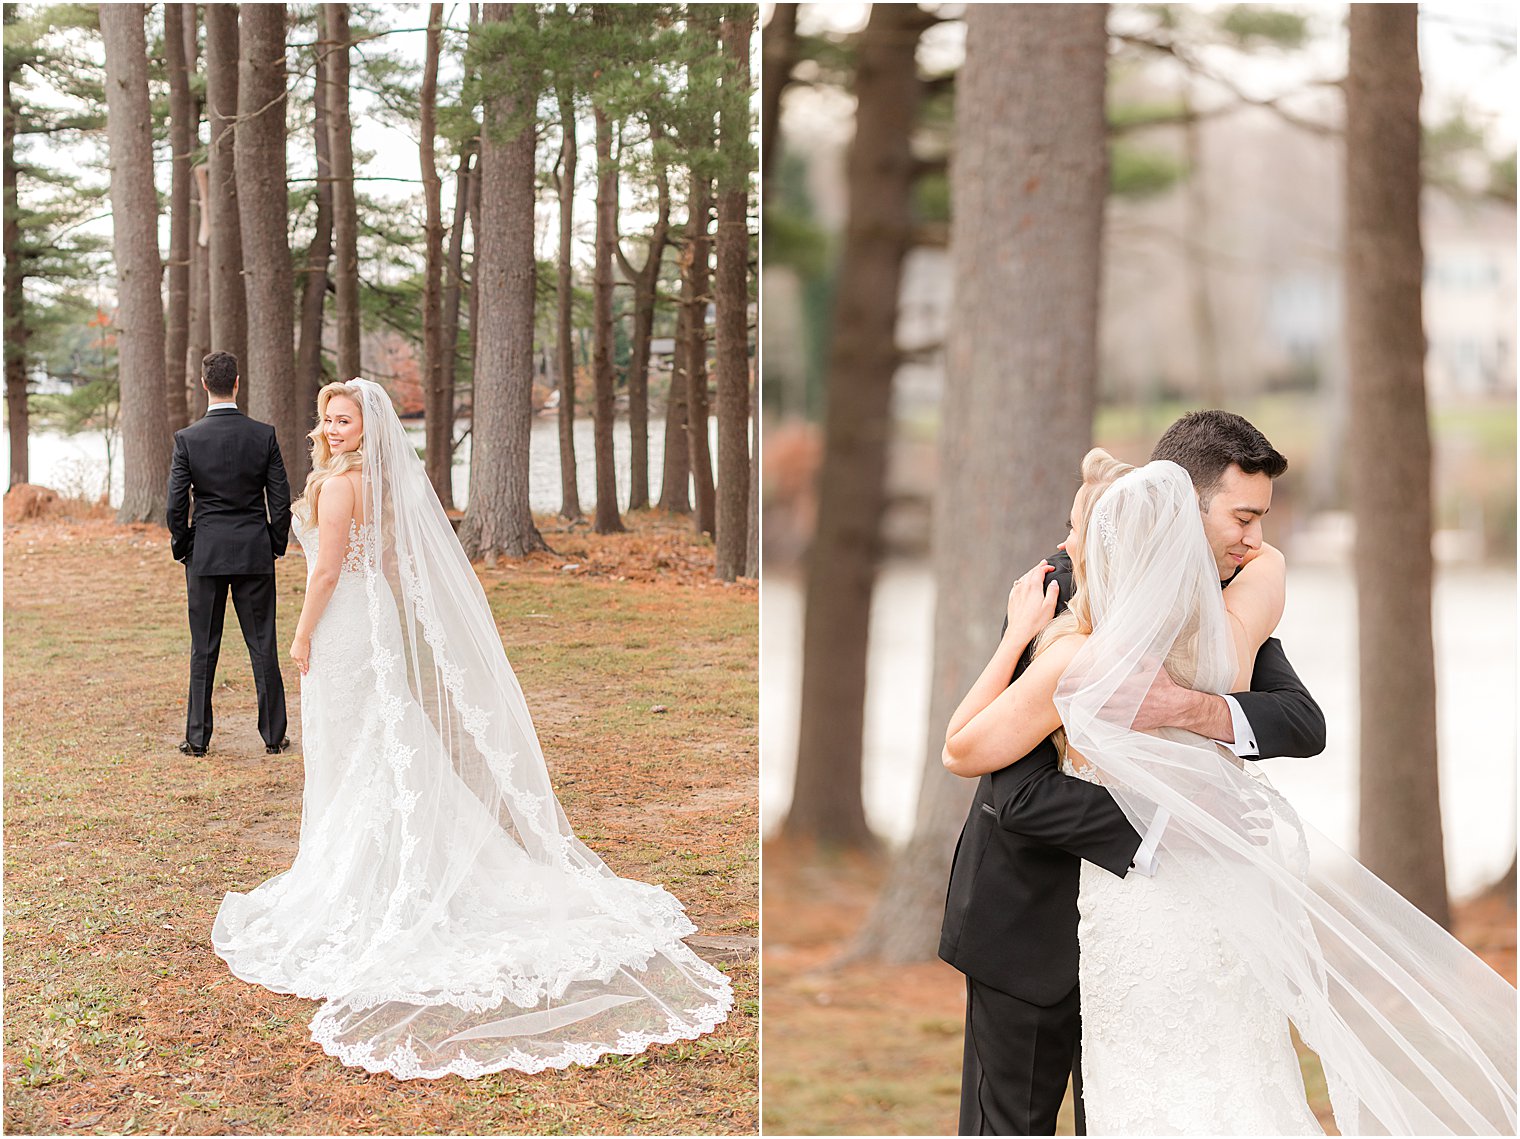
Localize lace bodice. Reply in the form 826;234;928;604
295;516;377;576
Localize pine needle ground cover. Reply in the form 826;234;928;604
4;511;758;1136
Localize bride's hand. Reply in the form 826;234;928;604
1005;560;1058;645
290;633;311;676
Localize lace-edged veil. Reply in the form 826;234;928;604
298;378;731;1078
1053;461;1515;1135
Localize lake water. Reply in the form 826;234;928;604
761;560;1518;899
6;413;720;514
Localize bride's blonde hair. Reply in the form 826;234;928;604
295;381;364;525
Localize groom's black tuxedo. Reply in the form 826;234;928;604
941;551;1326;1136
166;405;292;752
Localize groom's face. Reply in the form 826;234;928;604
1198;464;1273;581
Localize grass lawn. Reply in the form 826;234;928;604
4;509;758;1136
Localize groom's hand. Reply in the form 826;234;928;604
1130;667;1234;743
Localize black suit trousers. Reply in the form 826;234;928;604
959;976;1086;1137
185;568;287;749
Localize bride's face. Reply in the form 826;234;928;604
323;394;364;455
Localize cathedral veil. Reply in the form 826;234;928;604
214;378;731;1079
1052;461;1515;1134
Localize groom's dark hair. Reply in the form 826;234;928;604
202;351;239;397
1150;410;1288;506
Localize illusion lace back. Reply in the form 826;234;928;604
1067;753;1322;1135
212;514;732;1079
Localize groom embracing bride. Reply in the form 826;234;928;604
938;410;1515;1135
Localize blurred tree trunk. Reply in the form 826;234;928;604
163;2;192;432
101;3;172;522
760;2;796;192
419;3;446;506
714;7;752;581
590;103;625;533
783;2;925;848
326;2;360;381
684;168;715;537
554;86;581;520
853;3;1107;960
185;4;209;422
437;140;472;513
615;126;670;513
297;3;334;428
659;284;692;513
204;2;246;409
747;358;758;577
459;3;547;561
1346;4;1449;929
237;2;300;481
4;22;28;487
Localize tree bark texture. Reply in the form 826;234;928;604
784;2;924;845
714;8;753;580
614;130;670;513
853;4;1107;961
419;3;447;508
325;2;360;381
760;2;796;192
436;139;473;512
204;2;247;409
4;36;28;487
296;3;334;434
590;105;625;533
1345;4;1449;929
237;3;300;482
101;3;173;522
185;5;209;422
555;87;581;519
659;294;692;512
459;4;546;560
163;2;192;432
683;171;715;536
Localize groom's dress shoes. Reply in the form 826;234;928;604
266;737;291;755
179;740;208;757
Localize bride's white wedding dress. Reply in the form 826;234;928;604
212;379;732;1079
1051;462;1514;1135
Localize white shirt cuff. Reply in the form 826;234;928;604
1129;807;1168;877
1221;694;1258;757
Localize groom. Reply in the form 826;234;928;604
939;410;1327;1136
166;351;292;758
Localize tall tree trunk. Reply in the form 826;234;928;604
419;3;446;507
590;104;625;533
783;2;924;847
204;2;247;409
237;3;300;482
555;86;581;520
296;3;334;432
101;3;173;522
853;4;1107;961
684;169;715;537
459;3;547;561
659;286;692;513
746;355;758;576
185;5;209;422
714;8;753;581
163;2;192;432
3;28;27;488
1346;4;1449;929
614;135;670;514
437;140;473;513
325;2;360;381
760;2;797;193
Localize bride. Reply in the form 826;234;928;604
212;378;733;1079
945;452;1515;1134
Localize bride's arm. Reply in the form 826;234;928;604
1223;543;1286;691
289;476;356;675
943;633;1085;779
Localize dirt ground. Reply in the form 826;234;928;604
3;509;758;1136
760;839;1516;1137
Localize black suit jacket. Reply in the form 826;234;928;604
166;407;292;576
938;551;1326;1007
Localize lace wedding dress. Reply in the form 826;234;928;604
1052;462;1513;1135
212;379;732;1079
